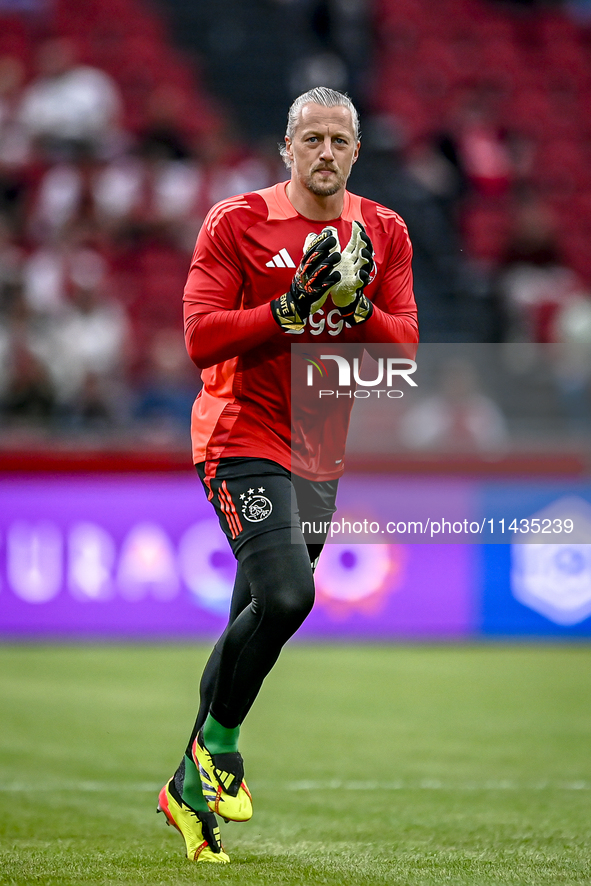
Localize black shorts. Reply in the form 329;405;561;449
197;458;339;556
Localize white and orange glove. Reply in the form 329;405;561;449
330;221;374;326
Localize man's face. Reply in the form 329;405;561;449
285;102;360;198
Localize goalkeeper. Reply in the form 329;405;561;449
157;86;418;863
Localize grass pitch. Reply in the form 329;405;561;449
0;643;589;885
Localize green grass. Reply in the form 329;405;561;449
0;644;590;885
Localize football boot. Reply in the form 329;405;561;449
192;730;253;822
157;778;230;863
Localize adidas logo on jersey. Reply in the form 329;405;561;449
266;248;296;268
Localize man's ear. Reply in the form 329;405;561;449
284;136;293;163
352;140;361;165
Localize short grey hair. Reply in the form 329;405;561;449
279;87;360;167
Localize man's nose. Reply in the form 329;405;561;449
320;137;335;159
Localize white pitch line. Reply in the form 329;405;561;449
0;780;588;793
283;779;590;792
0;781;160;793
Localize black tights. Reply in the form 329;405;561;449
186;530;323;749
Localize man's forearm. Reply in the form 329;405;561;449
361;303;419;348
184;303;278;369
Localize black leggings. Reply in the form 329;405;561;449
186;530;323;746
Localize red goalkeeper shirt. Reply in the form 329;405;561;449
183;181;418;480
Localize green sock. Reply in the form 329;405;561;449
203;713;240;755
180;754;209;812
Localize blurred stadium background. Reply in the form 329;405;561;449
1;1;590;882
0;0;590;639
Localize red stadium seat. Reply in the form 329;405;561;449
375;0;591;282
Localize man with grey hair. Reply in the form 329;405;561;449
157;86;418;864
280;85;360;167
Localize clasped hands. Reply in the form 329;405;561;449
271;222;374;333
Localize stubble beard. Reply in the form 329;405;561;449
305;166;347;197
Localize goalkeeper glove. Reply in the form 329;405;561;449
271;227;341;332
330;221;374;326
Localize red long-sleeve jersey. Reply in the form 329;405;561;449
183;181;418;480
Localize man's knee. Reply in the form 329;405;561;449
240;532;315;631
263;574;314;628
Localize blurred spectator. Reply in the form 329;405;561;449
1;0;590;453
0;56;28;162
22;244;68;313
550;295;591;436
134;327;197;442
18;38;123;160
286;0;370;108
0;2;282;448
405;138;464;223
29;153;103;241
494;200;582;342
0;290;57;427
137;84;194;163
93;143;204;250
199;121;275;208
92;118;274;251
22;236;109;315
0;213;23;309
348;115;484;341
400;358;508;452
42;278;132;428
0;56;31;232
455;102;514;200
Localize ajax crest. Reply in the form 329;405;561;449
240;487;273;523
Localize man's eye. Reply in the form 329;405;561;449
308;137;319;143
